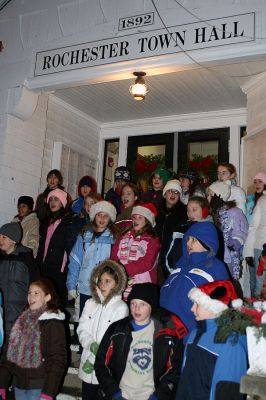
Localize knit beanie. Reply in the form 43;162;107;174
208;181;231;201
89;201;117;223
78;176;97;195
188;280;238;316
152;168;170;184
17;196;34;210
132;203;157;227
254;172;266;185
179;169;197;182
114;166;131;182
128;283;159;313
163;179;182;196
0;222;22;244
47;188;68;208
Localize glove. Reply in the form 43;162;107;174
39;395;53;400
149;394;158;400
90;341;99;355
0;388;6;400
227;238;241;251
245;257;254;267
68;289;77;300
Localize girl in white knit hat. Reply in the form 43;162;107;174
67;200;119;316
111;203;160;300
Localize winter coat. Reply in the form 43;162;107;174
229;185;246;215
67;228;115;295
246;193;255;224
219;206;248;266
12;212;39;257
111;230;160;284
160;222;229;334
175;319;248;400
0;293;3;349
141;189;164;210
77;260;128;384
37;215;77;302
0;310;67;397
115;206;134;232
0;245;39;334
155;200;188;278
243;192;266;257
95;314;184;400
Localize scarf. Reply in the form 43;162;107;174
7;306;46;368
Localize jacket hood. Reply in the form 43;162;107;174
39;310;65;321
90;260;127;305
183;221;218;256
78;175;97;196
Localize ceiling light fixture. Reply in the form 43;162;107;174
129;71;149;101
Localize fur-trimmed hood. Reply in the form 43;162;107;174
90;260;127;305
39;310;65;321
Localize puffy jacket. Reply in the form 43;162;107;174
160;222;229;334
243;192;266;257
229;185;246;215
67;228;115;295
111;230;160;284
0;245;39;334
95;314;184;400
77;260;128;384
176;319;248;400
0;293;3;348
0;310;67;397
12;212;39;257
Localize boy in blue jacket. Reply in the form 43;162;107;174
175;280;248;400
160;221;229;335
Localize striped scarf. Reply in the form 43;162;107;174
7;306;46;368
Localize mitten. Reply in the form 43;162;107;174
112;390;126;400
227;238;241;251
68;289;77;300
257;257;266;276
90;341;99;355
245;257;254;267
39;395;53;400
0;388;6;400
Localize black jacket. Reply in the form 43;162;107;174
0;245;39;335
95;312;185;400
155;200;188;278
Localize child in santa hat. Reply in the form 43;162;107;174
175;280;248;400
111;203;160;299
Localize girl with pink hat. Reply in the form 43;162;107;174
111;203;160;299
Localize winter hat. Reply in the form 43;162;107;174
184;221;218;256
254;172;266;185
152;167;170;184
128;283;159;313
0;222;22;244
78;175;97;195
17;196;34;210
208;181;231;201
179;169;197;182
47;188;67;208
188;280;238;316
114;166;131;182
132;203;157;227
163;179;182;196
89;200;117;223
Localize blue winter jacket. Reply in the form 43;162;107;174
176;319;248;400
160;222;229;333
67;228;115;295
0;292;3;348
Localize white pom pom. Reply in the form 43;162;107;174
232;299;243;309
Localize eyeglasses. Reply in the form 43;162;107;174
166;190;180;195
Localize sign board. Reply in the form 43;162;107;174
35;13;255;77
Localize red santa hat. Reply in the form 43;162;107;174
188;280;238;316
132;203;157;227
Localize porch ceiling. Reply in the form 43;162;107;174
54;58;266;124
